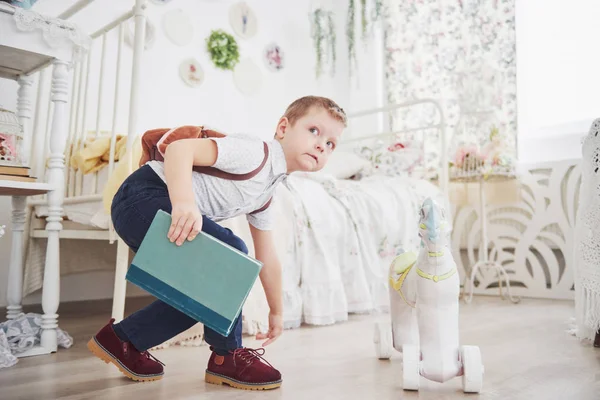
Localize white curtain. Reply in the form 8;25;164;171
383;0;517;170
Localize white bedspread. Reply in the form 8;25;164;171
228;172;448;330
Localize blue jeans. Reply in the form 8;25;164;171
110;165;245;352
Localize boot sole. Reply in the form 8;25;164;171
205;370;282;390
87;337;163;382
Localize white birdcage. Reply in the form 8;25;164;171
0;107;24;167
449;58;516;181
449;110;494;181
449;108;516;181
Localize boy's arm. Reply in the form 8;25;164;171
163;139;217;245
249;223;283;346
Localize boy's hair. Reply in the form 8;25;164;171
283;96;347;127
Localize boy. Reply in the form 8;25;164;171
87;96;347;390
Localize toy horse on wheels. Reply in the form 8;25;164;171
373;197;484;393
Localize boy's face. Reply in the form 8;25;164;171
276;106;345;173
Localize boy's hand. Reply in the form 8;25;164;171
256;312;283;346
169;201;203;246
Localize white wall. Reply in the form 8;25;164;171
516;0;600;162
0;0;383;307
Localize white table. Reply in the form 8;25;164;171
453;173;522;304
1;181;53;357
0;3;89;357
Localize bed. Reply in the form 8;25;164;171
10;0;451;341
214;99;451;331
235;170;448;331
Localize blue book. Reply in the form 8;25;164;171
126;210;263;337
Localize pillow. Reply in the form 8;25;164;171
351;139;423;178
319;150;372;179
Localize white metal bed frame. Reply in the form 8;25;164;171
9;0;450;334
343;99;449;196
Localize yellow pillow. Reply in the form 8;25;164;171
102;136;143;214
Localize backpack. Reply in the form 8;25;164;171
139;125;272;215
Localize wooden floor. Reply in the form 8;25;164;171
1;296;599;400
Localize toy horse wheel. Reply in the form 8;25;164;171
460;345;484;393
373;321;393;359
402;344;420;391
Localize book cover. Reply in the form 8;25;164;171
0;165;30;176
0;173;36;182
125;210;263;337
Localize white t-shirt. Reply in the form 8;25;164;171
147;134;288;230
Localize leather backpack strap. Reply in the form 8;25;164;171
149;127;270;181
140;128;171;167
249;196;272;215
148;125;204;163
192;141;269;181
201;129;227;139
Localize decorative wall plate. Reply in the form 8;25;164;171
163;9;194;46
229;1;257;39
179;58;204;87
233;58;262;96
125;17;156;50
264;43;284;71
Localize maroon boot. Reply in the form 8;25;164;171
87;318;164;382
205;346;282;390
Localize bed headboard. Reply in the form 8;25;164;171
344;99;449;197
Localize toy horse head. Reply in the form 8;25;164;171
418;197;449;254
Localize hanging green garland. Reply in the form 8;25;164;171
327;11;337;75
205;29;240;71
361;0;367;40
310;0;385;78
346;0;356;74
310;8;337;78
311;9;325;77
373;0;383;22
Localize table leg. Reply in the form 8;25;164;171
6;196;26;320
40;60;70;353
463;181;521;304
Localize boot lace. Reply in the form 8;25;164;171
142;351;165;366
232;347;273;369
122;342;165;366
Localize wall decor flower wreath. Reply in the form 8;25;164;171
205;29;240;71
